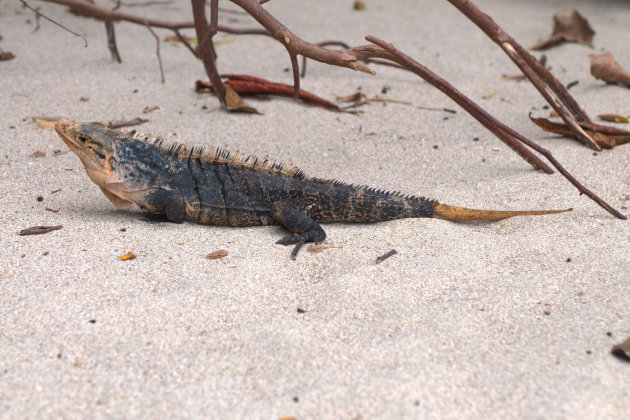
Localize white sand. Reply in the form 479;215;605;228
1;0;629;418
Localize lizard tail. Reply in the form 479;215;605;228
432;203;572;222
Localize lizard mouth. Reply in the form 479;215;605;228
55;119;82;150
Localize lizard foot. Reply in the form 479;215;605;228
271;204;327;260
276;235;308;260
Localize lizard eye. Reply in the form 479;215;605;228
78;135;88;143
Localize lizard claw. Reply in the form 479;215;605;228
276;234;306;260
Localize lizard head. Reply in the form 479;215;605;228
55;119;120;187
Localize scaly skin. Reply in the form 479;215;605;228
55;119;571;259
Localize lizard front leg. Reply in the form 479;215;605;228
271;203;326;260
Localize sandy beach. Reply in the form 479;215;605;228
1;0;629;418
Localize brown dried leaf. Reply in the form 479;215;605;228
598;114;629;124
353;1;366;11
164;34;198;45
306;244;334;253
482;91;496;100
530;114;630;149
205;249;228;260
33;117;60;131
225;85;260;114
531;9;595;50
0;51;15;61
336;92;369;106
371;94;411;105
120;252;136;261
142;105;160;114
590;52;630;87
31;151;46;158
501;73;526;81
107;118;149;129
611;337;630;362
45;207;59;213
19;225;62;235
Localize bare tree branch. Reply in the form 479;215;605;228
21;0;87;46
192;0;226;105
367;36;626;220
446;0;602;150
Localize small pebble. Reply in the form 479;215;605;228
88;319;96;324
36;196;43;202
433;145;439;149
566;257;571;262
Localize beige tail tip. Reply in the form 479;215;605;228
433;203;572;222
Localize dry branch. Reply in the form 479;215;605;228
28;0;626;219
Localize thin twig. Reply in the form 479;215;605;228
174;29;199;57
145;23;165;83
20;0;87;46
105;21;122;62
41;0;193;29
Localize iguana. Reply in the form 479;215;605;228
55;119;571;259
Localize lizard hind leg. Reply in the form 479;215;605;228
271;204;326;260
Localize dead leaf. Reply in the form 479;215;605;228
482;91;496;100
142;105;160;114
353;1;366;11
590;52;630;87
45;207;59;213
225;85;260;114
501;73;526;81
611;337;630;362
31;151;46;158
306;244;334;253
531;9;595;50
530;114;630;149
119;252;136;261
107;118;148;129
19;225;62;235
376;249;397;264
205;249;228;260
0;51;15;61
164;34;198;44
372;94;411;105
337;92;369;106
33;117;61;131
598;114;629;124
